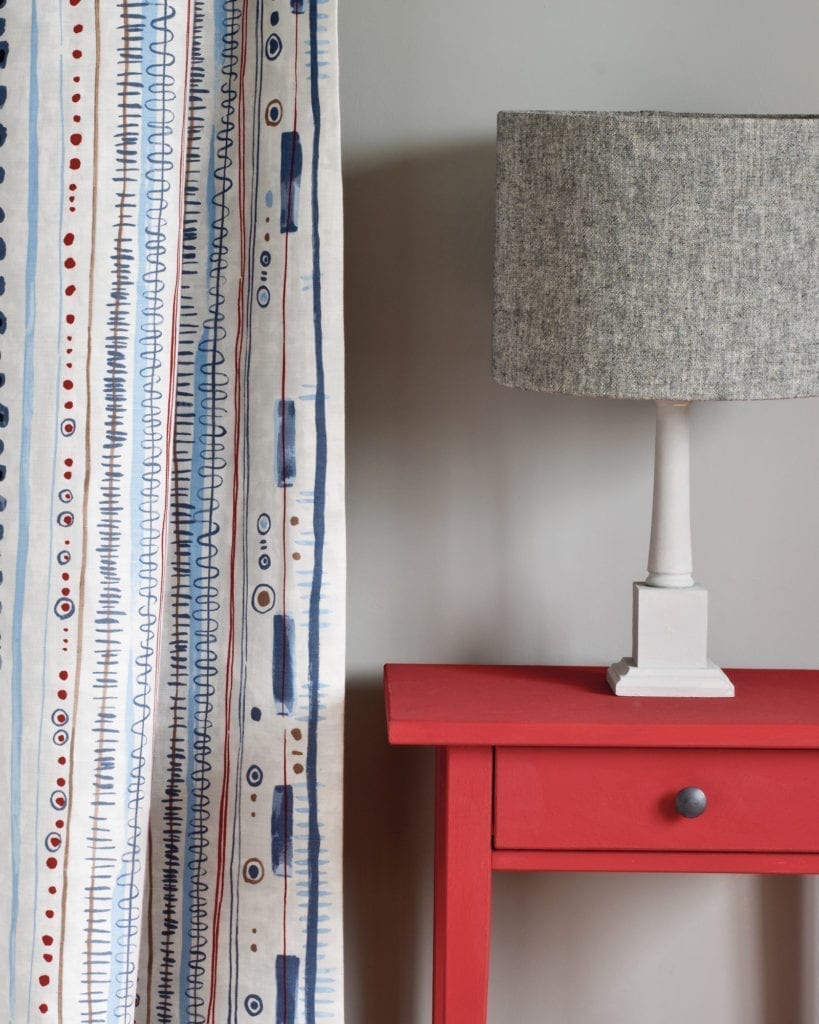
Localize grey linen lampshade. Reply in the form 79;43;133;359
493;111;819;400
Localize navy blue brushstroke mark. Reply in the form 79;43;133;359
0;404;8;428
10;10;31;1016
270;10;280;25
305;0;328;1018
271;785;293;877
275;398;296;487
0;86;6;107
250;705;261;722
280;131;302;233
0;43;7;70
276;955;299;1024
273;613;295;714
290;0;305;12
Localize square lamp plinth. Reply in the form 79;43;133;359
607;584;734;697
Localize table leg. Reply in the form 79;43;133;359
433;746;493;1024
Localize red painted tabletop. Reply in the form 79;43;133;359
384;664;819;749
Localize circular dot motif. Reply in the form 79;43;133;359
244;994;263;1017
56;511;74;528
57;550;71;565
259;250;272;267
264;33;282;60
60;418;76;437
246;764;263;787
250;707;262;722
58;488;73;504
52;730;69;746
50;791;67;811
251;584;275;614
51;708;69;727
258;553;271;570
242;858;264;885
256;286;270;308
257;513;271;535
265;99;283;126
44;832;62;853
54;597;76;620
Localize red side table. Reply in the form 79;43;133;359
384;664;819;1024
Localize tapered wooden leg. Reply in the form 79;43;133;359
433;746;493;1024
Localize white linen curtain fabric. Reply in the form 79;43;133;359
0;3;345;1023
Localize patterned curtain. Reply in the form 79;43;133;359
1;4;345;1023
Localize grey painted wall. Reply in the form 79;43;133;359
340;2;819;1021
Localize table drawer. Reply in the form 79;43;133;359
493;747;819;853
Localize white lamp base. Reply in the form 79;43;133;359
608;582;734;697
607;658;734;697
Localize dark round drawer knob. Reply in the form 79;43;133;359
675;786;707;818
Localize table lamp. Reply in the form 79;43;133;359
493;111;819;697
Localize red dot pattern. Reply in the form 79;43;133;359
37;19;87;1000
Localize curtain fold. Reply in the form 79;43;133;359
1;4;345;1022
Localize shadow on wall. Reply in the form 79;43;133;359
342;144;496;1024
344;681;434;1024
344;142;496;436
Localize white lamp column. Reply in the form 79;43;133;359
607;401;734;697
646;401;694;588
